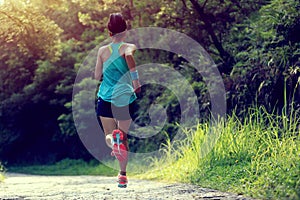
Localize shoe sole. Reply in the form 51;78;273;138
118;176;128;188
112;130;127;162
118;183;127;188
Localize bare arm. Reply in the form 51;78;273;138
125;44;137;71
94;48;103;80
125;44;141;93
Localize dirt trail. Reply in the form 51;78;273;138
0;173;254;200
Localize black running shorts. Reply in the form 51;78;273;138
96;98;136;120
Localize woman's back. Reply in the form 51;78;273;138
97;42;136;106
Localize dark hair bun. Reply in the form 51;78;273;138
108;13;127;35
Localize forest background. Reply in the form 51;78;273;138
0;0;299;194
1;0;299;165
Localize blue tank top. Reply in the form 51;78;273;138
97;42;136;107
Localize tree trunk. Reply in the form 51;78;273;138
189;0;234;74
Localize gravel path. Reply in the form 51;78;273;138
0;173;255;200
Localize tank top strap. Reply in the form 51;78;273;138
110;42;125;54
118;42;125;50
108;45;113;53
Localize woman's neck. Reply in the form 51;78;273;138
111;38;124;43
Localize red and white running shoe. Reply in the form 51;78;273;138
111;129;128;162
117;174;128;188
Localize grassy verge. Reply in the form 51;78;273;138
137;106;300;199
8;158;118;176
7;156;151;177
0;162;4;182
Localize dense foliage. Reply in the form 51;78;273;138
0;0;299;166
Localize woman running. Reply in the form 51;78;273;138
94;13;141;188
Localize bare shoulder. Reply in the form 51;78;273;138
125;43;137;50
123;43;137;56
98;44;110;54
98;44;112;62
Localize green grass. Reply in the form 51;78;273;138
137;106;300;199
7;156;150;177
0;162;4;182
8;158;118;176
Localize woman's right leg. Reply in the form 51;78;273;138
116;119;131;174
